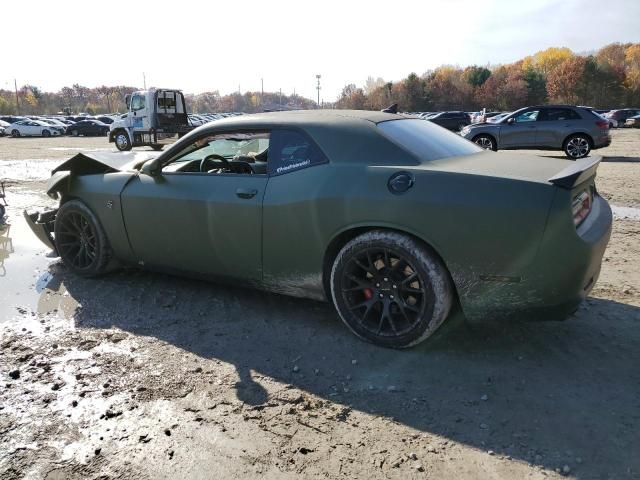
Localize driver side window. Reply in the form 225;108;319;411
131;95;145;111
161;132;270;175
514;110;539;123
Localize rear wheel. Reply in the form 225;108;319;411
330;230;453;348
473;134;497;151
151;144;164;151
54;200;112;277
11;129;20;137
71;129;79;137
114;131;132;151
564;134;591;159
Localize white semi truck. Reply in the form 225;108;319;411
109;88;193;151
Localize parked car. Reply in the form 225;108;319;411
461;105;611;159
67;120;110;136
603;108;640;128
95;116;115;125
25;110;611;348
39;118;68;133
5;119;62;137
426;111;470;131
625;114;640;128
0;119;9;136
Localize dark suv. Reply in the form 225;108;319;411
426;111;470;131
460;105;611;159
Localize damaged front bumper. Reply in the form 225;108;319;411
23;208;58;252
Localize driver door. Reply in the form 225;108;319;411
128;93;149;133
501;109;539;147
120;132;269;282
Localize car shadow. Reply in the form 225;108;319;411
44;264;640;478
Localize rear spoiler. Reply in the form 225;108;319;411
548;155;602;189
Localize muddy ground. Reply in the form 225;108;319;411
0;131;639;480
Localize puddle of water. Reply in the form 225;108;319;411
611;205;640;221
0;191;76;324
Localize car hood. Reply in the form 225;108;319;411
46;151;161;197
420;151;575;184
52;151;161;175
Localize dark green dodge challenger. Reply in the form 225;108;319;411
25;110;612;348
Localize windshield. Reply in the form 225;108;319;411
378;119;482;162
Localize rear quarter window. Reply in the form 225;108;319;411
378;119;481;162
269;129;328;175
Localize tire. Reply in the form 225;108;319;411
71;130;79;137
42;129;51;137
114;131;132;151
564;134;591;159
0;204;5;219
151;144;164;151
330;230;454;348
54;200;112;277
473;134;497;151
11;129;20;137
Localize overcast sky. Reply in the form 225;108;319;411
2;0;638;101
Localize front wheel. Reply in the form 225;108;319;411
54;200;112;277
71;129;79;137
151;144;164;151
42;129;51;137
11;129;20;137
114;131;132;151
330;230;454;348
564;134;591;159
473;134;497;151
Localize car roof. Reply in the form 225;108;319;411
195;110;403;131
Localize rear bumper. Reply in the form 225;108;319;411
460;194;612;321
23;209;57;251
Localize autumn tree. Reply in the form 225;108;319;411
547;56;587;104
464;66;491;87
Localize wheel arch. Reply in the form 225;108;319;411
563;131;594;148
321;223;457;302
109;128;128;143
472;132;498;147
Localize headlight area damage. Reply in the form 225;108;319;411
24;151;154;253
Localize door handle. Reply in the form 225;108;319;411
236;188;258;199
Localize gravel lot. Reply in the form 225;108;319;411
0;130;639;479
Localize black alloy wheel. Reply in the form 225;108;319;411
54;200;112;276
339;246;430;338
331;230;453;348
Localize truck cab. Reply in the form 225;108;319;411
109;88;193;151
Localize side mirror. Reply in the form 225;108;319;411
141;159;160;177
124;94;131;108
507;117;515;125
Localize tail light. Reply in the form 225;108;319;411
572;190;593;226
595;120;609;129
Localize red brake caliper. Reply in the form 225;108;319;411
363;288;373;300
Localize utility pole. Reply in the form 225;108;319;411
14;79;20;114
316;74;321;108
143;72;146;89
261;78;264;105
279;88;282;108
